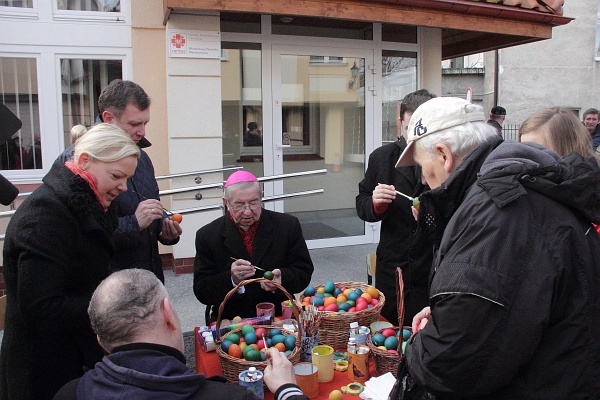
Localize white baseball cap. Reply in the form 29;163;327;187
395;97;486;167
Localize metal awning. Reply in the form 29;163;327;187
162;0;571;59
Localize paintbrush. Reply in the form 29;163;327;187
229;257;266;271
377;183;414;201
130;189;173;215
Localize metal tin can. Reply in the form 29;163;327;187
349;326;370;344
239;367;264;399
348;345;370;382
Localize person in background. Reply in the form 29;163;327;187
70;124;88;144
52;269;308;400
519;107;600;162
356;89;436;325
393;97;600;399
486;105;506;136
194;170;314;323
243;121;262;147
0;124;140;400
58;80;182;283
582;107;600;148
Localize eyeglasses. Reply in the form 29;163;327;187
228;200;262;212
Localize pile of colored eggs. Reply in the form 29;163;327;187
220;325;296;361
370;327;412;354
301;281;380;313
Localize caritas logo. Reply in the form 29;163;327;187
170;33;187;54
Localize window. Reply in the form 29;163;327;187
0;57;41;170
56;0;120;12
0;0;32;7
381;51;417;143
60;59;122;148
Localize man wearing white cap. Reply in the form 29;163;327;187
394;97;600;399
193;170;314;323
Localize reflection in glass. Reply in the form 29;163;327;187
0;0;33;7
221;45;264;177
381;51;417;143
280;55;366;240
60;59;121;148
56;0;120;12
0;58;40;170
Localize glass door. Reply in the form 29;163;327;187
269;46;374;246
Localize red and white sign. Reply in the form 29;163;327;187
168;30;221;59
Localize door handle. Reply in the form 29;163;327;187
277;143;291;148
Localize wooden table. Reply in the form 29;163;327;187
194;327;382;400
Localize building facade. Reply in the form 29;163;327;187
0;0;571;274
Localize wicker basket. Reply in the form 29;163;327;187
367;269;405;377
215;278;302;383
300;281;384;349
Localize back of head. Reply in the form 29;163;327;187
247;122;258;131
520;108;596;158
490;106;506;118
70;124;88;143
88;269;167;352
98;80;151;118
73;123;140;163
400;89;436;119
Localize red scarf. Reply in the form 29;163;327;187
65;161;106;211
230;213;260;257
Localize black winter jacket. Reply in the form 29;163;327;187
110;138;178;283
406;137;600;399
0;161;116;400
52;343;308;400
356;138;433;324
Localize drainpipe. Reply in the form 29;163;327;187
493;49;499;106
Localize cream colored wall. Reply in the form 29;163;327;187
419;28;442;95
165;14;225;260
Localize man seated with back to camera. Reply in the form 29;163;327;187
53;269;309;400
193;170;314;323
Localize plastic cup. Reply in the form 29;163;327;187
294;362;319;398
256;302;275;318
281;300;294;320
311;344;334;382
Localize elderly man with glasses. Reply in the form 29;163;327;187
193;170;314;323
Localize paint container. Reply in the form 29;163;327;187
300;333;319;362
311;345;334;382
239;367;264;399
348;345;370;382
294;362;319;398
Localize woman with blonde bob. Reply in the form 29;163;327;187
0;123;140;400
519;107;600;162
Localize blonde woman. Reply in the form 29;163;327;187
519;107;600;163
0;123;140;400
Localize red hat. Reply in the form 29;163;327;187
225;170;259;187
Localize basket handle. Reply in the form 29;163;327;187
395;267;405;352
215;277;302;341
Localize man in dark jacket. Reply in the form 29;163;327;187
194;170;313;323
53;269;308;400
356;89;435;325
486;105;506;136
57;80;182;282
583;107;600;148
394;97;600;399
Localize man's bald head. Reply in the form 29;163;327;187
88;269;168;352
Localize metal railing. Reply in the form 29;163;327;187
0;168;327;239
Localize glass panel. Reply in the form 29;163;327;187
56;0;120;12
60;59;122;148
221;44;263;177
381;51;417;143
0;57;40;170
272;16;372;40
0;0;32;7
280;54;366;240
382;24;417;43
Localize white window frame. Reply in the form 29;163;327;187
53;0;128;23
